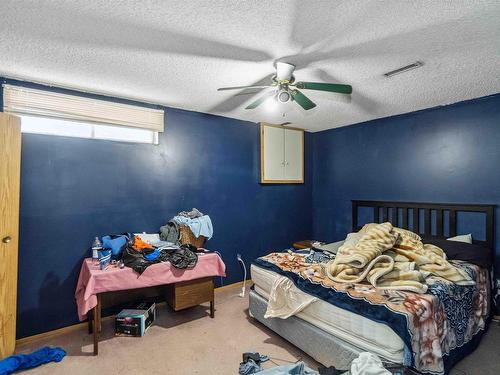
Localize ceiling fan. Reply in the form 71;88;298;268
217;62;352;110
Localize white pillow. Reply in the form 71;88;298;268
447;234;472;244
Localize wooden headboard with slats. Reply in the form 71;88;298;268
352;200;495;249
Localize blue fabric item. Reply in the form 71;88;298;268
172;215;213;239
0;346;66;375
102;235;128;260
144;249;160;261
258;361;317;374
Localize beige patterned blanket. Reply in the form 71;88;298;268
325;222;475;293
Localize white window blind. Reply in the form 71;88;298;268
2;84;164;132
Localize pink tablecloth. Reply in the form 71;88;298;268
75;253;226;321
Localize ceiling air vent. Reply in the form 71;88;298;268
384;61;424;77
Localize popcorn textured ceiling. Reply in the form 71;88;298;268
1;0;499;131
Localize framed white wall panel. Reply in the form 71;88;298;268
260;123;304;184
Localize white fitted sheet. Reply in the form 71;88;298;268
251;264;405;362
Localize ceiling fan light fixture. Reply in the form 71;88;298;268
219;61;351;111
383;61;423;77
277;89;291;103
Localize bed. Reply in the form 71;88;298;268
249;200;494;374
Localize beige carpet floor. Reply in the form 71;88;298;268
15;284;500;375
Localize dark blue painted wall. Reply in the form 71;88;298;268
5;75;499;338
1;79;313;338
312;94;500;271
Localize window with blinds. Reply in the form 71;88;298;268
2;85;164;144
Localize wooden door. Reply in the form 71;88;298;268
284;128;304;182
0;113;21;358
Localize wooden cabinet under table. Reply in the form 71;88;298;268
166;277;215;318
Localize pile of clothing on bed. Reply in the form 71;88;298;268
254;222;492;374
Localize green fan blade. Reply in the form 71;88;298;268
290;90;316;110
295;81;352;94
245;91;275;109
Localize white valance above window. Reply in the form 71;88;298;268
2;84;164;132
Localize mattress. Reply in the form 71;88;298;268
251;264;405;363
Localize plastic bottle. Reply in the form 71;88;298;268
92;237;102;266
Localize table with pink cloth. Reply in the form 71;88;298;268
75;252;226;321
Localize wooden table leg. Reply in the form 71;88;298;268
210;278;215;318
93;294;100;355
97;294;102;333
88;310;93;334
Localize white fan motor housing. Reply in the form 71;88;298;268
276;62;295;82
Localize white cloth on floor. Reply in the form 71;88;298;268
264;275;317;319
350;352;391;375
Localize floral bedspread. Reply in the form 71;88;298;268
253;252;490;374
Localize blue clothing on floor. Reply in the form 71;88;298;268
0;347;66;375
172;215;213;239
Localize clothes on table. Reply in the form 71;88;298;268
132;236;154;251
159;220;180;244
172;215;213;239
122;236;198;274
150;240;176;249
144;249;161;261
166;245;198;269
178;207;204;219
102;233;130;260
0;347;66;375
133;233;160;244
159;208;213;243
